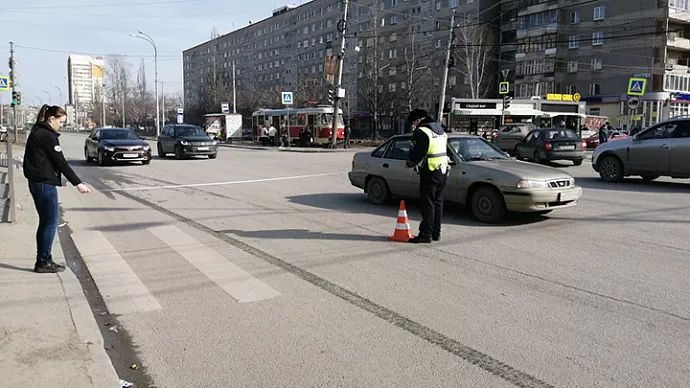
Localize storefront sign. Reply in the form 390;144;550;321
546;93;581;102
541;104;579;113
456;102;497;109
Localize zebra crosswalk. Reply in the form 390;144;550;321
70;224;281;316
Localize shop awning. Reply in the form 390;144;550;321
452;109;503;116
540;112;586;118
503;109;544;116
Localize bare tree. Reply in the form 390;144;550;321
453;14;495;99
401;25;433;114
105;54;132;127
294;74;328;107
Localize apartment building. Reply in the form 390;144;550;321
182;0;499;129
501;0;690;127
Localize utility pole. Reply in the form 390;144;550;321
232;60;237;114
9;42;18;142
8;42;16;223
330;0;350;148
122;90;126;128
437;10;455;124
372;1;379;141
161;81;165;127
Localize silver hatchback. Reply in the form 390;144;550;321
592;117;690;182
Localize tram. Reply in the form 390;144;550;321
251;106;345;145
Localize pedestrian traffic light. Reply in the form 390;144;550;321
327;89;335;105
11;91;17;106
16;92;22;105
503;95;512;110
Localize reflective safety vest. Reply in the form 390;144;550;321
418;127;448;171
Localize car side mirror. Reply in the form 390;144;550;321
448;158;457;166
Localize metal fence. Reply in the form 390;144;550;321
1;130;16;223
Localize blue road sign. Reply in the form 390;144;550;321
0;76;9;90
499;82;509;95
628;78;647;96
221;102;230;114
281;91;293;105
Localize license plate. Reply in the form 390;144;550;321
197;147;209;151
123;153;138;158
559;145;575;151
558;190;579;202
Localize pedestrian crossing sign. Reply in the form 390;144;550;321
281;91;293;105
499;82;509;95
627;78;646;96
0;76;9;91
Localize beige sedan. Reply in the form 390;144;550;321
348;134;583;223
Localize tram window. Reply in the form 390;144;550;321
257;116;265;126
319;114;329;125
308;115;316;127
297;115;306;126
289;115;297;125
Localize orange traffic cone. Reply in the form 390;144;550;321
389;200;415;242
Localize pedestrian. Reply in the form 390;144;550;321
598;122;610;145
268;123;277;146
261;125;269;146
23;105;91;273
343;124;351;149
404;108;449;244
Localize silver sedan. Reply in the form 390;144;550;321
348;134;583;223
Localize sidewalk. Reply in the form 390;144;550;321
0;163;121;387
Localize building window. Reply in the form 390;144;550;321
390;32;397;42
449;0;459;8
569;11;580;24
591;57;602;70
389;83;397;92
589;83;601;95
391;15;398;24
567;61;578;73
594;6;605;20
391;0;399;7
436;1;442;11
434;77;440;86
327;19;333;27
568;36;580;49
566;85;577;94
588;107;601;115
436;39;442;48
592;32;604;45
389;67;397;76
449;75;457;86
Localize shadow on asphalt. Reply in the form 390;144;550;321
0;262;35;273
220;228;386;241
576;177;690;194
285;192;549;227
87;220;171;232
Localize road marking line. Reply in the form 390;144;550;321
71;231;162;315
148;225;281;303
97;172;345;192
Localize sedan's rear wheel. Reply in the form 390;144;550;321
573;159;584;166
471;186;506;224
598;156;624;182
514;147;522;160
157;143;166;157
84;148;92;162
366;176;391;205
533;151;542;163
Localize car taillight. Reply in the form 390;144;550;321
544;142;552;151
493;133;499;139
581;140;587;149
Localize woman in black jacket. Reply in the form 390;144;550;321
23;105;91;273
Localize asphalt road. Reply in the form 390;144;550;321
56;132;689;388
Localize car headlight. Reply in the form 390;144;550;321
103;145;115;152
212;140;217;145
180;140;190;146
143;145;150;150
516;180;550;189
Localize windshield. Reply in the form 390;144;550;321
544;129;577;140
101;129;140;140
177;126;206;137
449;138;507;161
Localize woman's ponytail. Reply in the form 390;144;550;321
34;104;50;126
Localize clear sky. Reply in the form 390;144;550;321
0;0;287;107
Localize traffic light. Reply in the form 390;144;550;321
327;89;335;105
16;92;22;105
503;95;512;110
11;91;17;106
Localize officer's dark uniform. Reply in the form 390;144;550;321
405;109;449;244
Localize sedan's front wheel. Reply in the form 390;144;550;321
598;156;624;182
174;145;184;160
471;186;506;224
97;150;108;166
84;148;93;162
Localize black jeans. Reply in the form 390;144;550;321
28;181;59;261
418;169;448;237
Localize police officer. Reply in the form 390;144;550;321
405;109;448;244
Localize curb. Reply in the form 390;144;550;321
218;144;360;153
55;234;121;388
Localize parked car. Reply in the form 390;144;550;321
157;124;218;160
348;134;583;223
515;128;587;166
492;123;536;153
584;131;628;149
84;127;152;166
592;117;690;182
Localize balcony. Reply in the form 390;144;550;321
668;34;690;51
669;3;690;23
517;23;558;39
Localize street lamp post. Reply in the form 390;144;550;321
90;62;106;127
51;84;62;107
131;31;159;137
42;90;51;105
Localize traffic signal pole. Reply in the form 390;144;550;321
9;42;17;143
437;11;455;124
330;0;349;148
7;41;16;223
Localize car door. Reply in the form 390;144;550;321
669;121;690;176
381;138;416;197
627;122;675;174
86;129;99;156
160;126;173;152
495;126;523;151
